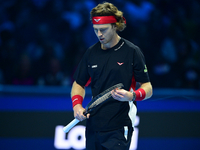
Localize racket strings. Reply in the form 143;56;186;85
88;92;112;109
85;83;124;113
99;83;123;96
88;83;124;109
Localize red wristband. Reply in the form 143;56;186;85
135;88;146;101
72;95;83;107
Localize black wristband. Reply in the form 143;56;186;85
131;91;136;101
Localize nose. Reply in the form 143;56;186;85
97;30;102;37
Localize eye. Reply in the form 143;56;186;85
100;29;106;32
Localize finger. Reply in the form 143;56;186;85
111;90;115;95
75;116;82;121
113;91;123;98
112;93;122;100
81;116;86;121
111;91;117;99
87;114;90;119
76;115;86;121
115;89;125;96
112;89;125;100
111;90;116;97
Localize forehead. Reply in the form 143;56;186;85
93;24;112;29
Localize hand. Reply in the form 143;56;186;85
111;88;133;102
73;104;90;121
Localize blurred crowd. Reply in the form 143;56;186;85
0;0;199;89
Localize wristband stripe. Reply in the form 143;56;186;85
135;88;146;101
72;95;83;107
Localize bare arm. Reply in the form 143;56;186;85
71;81;85;98
138;82;153;100
71;81;88;121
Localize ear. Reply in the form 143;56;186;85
111;24;117;30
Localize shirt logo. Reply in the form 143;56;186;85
72;98;78;103
117;62;124;66
144;65;148;73
139;91;142;97
94;19;101;22
92;65;98;68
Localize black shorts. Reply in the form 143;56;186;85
86;126;133;150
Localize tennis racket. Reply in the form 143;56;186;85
63;83;124;133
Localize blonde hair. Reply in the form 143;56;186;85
90;2;126;32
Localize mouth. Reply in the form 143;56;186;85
99;38;104;41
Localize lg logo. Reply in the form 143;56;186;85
54;116;140;150
54;125;86;149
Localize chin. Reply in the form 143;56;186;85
101;40;108;44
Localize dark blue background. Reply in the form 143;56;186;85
1;86;200;150
0;0;200;149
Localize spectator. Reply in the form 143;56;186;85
12;54;35;85
0;0;199;88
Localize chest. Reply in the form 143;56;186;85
87;49;133;78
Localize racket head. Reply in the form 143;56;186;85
84;83;124;115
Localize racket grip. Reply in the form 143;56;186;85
63;118;80;133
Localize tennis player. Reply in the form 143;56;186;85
71;2;153;150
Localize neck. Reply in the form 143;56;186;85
101;35;121;50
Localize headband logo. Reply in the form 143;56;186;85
94;19;101;22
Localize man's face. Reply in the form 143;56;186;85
93;24;116;45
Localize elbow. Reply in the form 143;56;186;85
145;83;153;100
140;82;153;100
149;87;153;98
148;84;153;98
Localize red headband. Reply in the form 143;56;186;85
92;16;117;24
92;16;127;24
